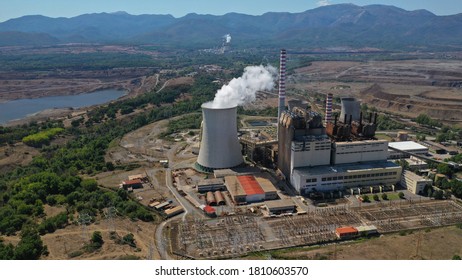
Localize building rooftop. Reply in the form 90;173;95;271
388;141;428;151
293;161;401;177
128;174;146;181
336;227;358;235
237;175;264;195
402;170;432;182
265;199;296;209
122;179;142;185
254;174;278;193
198;178;224;186
335;139;388;146
225;176;246;197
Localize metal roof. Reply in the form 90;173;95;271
237;175;264;196
122;179;142;185
293;160;400;177
265;199;296;209
336;227;358;235
388;141;428;151
254;175;278;193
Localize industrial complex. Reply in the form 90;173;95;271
160;49;462;260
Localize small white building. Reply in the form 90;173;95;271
400;170;432;195
388;141;429;159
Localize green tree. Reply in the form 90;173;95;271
381;193;388;200
361;195;370;203
437;164;453;177
122;233;136;248
452;255;461;260
91;231;104;248
0;239;15;260
14;224;44;260
398;192;405;199
373;194;380;201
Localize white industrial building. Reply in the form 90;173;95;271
400;170;432;195
388;141;429;159
278;100;402;196
332;140;389;165
292;161;402;195
290;135;331;169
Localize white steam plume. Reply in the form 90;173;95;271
224;34;231;44
207;65;277;108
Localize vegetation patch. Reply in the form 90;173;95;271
22;127;64;147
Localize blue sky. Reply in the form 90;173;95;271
1;0;461;22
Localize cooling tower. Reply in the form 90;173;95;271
196;103;243;171
340;97;361;122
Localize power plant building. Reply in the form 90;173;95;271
292;161;401;195
196;104;243;172
278;100;402;195
331;140;389;165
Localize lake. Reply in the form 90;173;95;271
0;89;126;124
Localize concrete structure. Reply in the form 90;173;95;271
331;140;389;165
278;104;401;195
291;135;332;169
277;49;287;124
278;105;327;179
196;104;243;172
325;93;333;124
340;97;361;122
265;200;296;215
388;141;429;159
255;175;279;200
355;225;378;236
291;161;402;195
206;191;217;206
128;174;148;182
224;174;279;204
214;191;225;205
197;178;225;193
400;170;432;195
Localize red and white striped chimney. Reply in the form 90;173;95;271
325;93;333;124
277;49;287;122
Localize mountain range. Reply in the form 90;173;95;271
1;4;462;50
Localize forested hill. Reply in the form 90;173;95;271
1;4;462;50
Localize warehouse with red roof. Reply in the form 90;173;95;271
225;174;278;204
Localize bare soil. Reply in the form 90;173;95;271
291;59;462;122
0;142;40;173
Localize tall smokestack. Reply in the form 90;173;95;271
278;49;287;123
325;93;333;124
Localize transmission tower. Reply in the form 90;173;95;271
146;241;154;260
77;212;92;242
104;206;118;233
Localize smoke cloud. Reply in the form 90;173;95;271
224;34;231;44
317;0;332;6
207;65;277;108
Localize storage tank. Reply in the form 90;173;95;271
196;103;243;171
340;97;361;122
206;191;217;206
214;191;225;205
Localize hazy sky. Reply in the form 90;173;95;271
1;0;461;22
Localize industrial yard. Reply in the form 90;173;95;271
169;199;462;259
